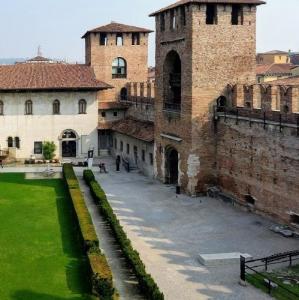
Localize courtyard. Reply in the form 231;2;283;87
0;173;93;300
82;157;299;300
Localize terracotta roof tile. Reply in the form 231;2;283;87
150;0;265;16
111;118;154;142
265;76;299;86
99;102;129;110
82;22;153;38
0;63;111;91
256;64;293;76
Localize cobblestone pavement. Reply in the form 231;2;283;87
87;157;299;300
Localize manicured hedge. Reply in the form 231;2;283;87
83;169;164;300
63;164;116;300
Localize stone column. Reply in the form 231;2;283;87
271;86;280;111
236;85;245;107
292;87;299;113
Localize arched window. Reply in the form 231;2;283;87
0;101;3;115
217;96;227;109
25;100;33;115
53;100;60;115
120;87;128;101
62;130;77;139
7;136;13;148
78;99;87;114
163;51;181;112
112;58;127;79
15;137;20;149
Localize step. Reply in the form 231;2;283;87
198;252;252;266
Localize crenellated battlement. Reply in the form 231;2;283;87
121;82;155;104
228;83;299;114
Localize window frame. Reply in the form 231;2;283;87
100;33;108;46
132;33;140;45
34;141;43;154
112;57;127;79
116;33;123;46
15;137;20;149
25;100;33;115
53;99;60;115
7;136;13;148
78;99;87;114
0;100;3;115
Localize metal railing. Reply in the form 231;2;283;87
240;250;299;298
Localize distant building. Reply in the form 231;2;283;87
256;50;291;64
256;63;294;83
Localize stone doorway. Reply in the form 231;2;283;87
62;141;76;157
165;146;179;184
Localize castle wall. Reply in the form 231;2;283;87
216;83;299;224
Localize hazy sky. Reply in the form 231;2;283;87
0;0;298;65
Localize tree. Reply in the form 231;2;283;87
43;141;56;160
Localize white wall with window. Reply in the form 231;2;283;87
0;91;98;160
111;132;154;178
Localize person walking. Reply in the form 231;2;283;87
116;155;121;172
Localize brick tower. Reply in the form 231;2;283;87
150;0;265;195
82;22;153;102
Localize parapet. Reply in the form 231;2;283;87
124;82;155;105
229;83;299;114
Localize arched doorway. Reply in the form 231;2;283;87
120;87;128;101
61;130;77;158
165;146;179;184
163;51;182;111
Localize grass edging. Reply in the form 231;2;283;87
83;169;164;300
63;164;116;300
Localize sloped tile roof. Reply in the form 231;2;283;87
256;64;294;76
266;76;299;86
111;118;154;142
0;63;111;91
150;0;265;16
99;101;129;110
82;22;153;38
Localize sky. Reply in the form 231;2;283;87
0;0;298;66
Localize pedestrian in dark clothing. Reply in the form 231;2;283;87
116;155;121;172
0;159;3;168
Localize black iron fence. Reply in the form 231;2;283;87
215;106;299;133
240;250;299;298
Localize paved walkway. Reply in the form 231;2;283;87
77;177;145;300
82;157;299;300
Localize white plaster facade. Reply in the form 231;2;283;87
0;91;98;160
111;132;154;178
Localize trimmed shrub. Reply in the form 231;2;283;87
63;165;116;300
83;170;164;300
89;252;115;299
69;188;98;251
63;163;79;189
83;169;95;185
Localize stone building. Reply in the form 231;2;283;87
150;0;265;195
256;50;291;64
82;22;153;103
0;57;110;160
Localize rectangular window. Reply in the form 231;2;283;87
231;5;243;25
160;14;165;32
126;143;130;154
206;4;217;25
132;33;140;45
34;141;43;154
116;34;123;46
113;111;118;117
120;141;123;152
100;33;108;45
170;10;176;30
101;111;106;117
181;7;186;26
142;150;145;162
149;153;153;165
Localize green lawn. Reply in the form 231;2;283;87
0;173;94;300
247;266;299;300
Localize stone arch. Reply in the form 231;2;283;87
60;129;78;158
165;145;179;185
163;50;182;111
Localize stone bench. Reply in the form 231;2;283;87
198;252;252;266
